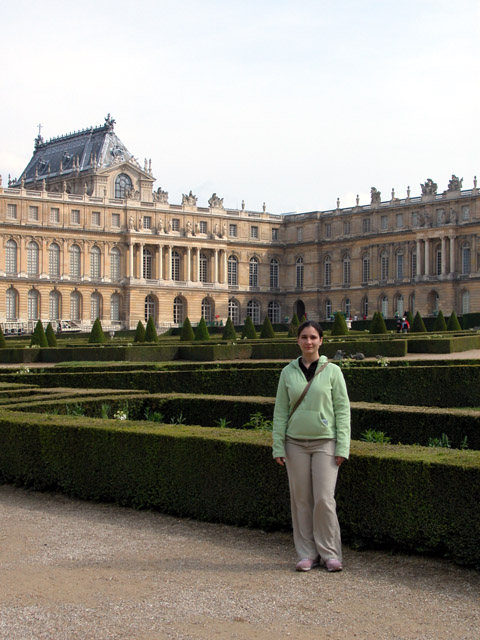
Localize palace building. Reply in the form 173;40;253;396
0;115;479;332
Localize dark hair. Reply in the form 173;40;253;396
297;320;323;338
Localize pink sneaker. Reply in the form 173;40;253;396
295;558;320;572
325;558;343;572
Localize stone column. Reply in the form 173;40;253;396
424;239;430;276
450;236;456;274
197;248;201;281
441;237;447;275
223;250;227;284
416;239;422;277
158;245;163;280
128;242;134;278
187;246;191;281
168;245;172;280
214;249;219;283
139;242;144;280
82;241;88;279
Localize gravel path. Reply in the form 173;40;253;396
1;485;479;640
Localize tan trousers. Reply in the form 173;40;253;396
285;436;342;562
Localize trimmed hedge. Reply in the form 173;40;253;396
0;410;478;567
407;335;480;354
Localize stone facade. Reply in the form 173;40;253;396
0;119;478;331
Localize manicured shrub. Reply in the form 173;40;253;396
45;323;57;347
179;317;195;341
406;310;414;327
300;314;307;323
369;311;388;334
0;326;6;349
433;310;447;332
194;317;210;341
260;316;275;339
447;310;461;331
241;316;257;339
134;321;146;343
331;312;349;336
144;316;158;342
222;317;237;340
411;311;427;333
31;320;48;347
291;313;300;327
88;318;106;344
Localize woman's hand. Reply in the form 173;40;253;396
275;457;286;466
335;456;346;467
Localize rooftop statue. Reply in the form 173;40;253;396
421;178;437;196
447;175;463;191
182;190;197;206
208;193;224;209
153;187;168;204
370;187;381;204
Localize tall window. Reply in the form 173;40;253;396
268;300;281;323
395;295;404;317
111;247;121;280
247;300;260;324
27;241;39;276
71;209;80;225
145;295;156;322
173;296;184;323
7;204;17;219
250;226;259;239
344;298;351;317
201;297;212;321
381;295;388;318
362;297;368;318
411;251;417;278
143;248;153;279
6;288;17;320
462;290;470;314
324;256;331;286
70;244;81;277
342;254;350;285
396;253;404;279
49;290;60;321
249;257;259;287
228;255;238;286
228;298;239;324
110;293;121;322
363;218;371;233
362;254;370;283
296;257;304;289
50;208;60;223
171;219;180;231
90;246;101;279
380;252;389;281
270;259;279;289
70;291;81;321
172;250;180;281
435;248;442;275
5;239;17;275
115;173;132;198
91;292;101;321
229;224;237;237
325;299;332;320
27;290;39;321
199;252;208;283
410;293;416;314
49;242;60;277
462;242;471;275
29;206;39;221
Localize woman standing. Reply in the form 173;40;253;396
273;320;350;572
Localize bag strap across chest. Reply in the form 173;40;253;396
288;361;329;420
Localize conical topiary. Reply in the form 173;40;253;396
406;310;414;327
241;315;257;339
31;320;48;347
260;316;275;339
144;316;158;342
411;311;427;333
222;317;237;340
45;322;57;347
0;326;5;349
134;320;146;343
331;312;349;336
180;317;195;341
300;314;307;323
369;311;388;334
446;310;462;331
88;318;106;344
432;310;447;332
291;313;300;327
194;316;210;341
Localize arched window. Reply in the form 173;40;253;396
409;292;416;314
270;258;279;289
49;290;60;321
27;290;39;321
249;257;259;288
49;242;60;277
228;298;239;324
247;300;260;324
344;298;351;318
201;297;212;321
435;246;442;276
70;291;81;321
462;242;471;275
342;255;350;285
432;291;439;314
199;252;208;283
145;295;156;323
172;250;180;281
143;248;153;279
6;288;18;320
27;241;39;276
90;246;101;279
362;296;369;318
395;294;404;317
411;250;417;278
362;254;370;283
268;300;281;323
324;256;331;286
296;257;304;289
325;299;332;320
110;247;120;280
381;295;388;318
228;255;238;286
70;244;81;277
91;292;101;321
173;296;184;324
380;252;389;281
396;252;404;279
115;173;132;199
110;293;121;322
462;290;470;314
6;239;17;275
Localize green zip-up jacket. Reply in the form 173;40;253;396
272;355;351;459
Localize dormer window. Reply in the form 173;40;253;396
115;173;132;198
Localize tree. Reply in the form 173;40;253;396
194;316;210;341
0;326;6;349
369;311;388;334
411;311;427;333
134;320;146;343
260;316;275;339
222;317;237;340
45;322;58;347
30;320;48;347
432;310;447;332
88;318;106;344
241;315;257;339
144;316;158;342
179;317;195;341
331;312;349;336
446;310;462;331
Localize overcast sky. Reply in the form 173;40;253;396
1;0;479;214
